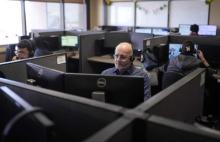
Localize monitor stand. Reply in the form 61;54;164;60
91;91;106;102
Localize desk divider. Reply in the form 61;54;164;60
0;53;67;83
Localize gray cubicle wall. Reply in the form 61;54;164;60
0;53;66;83
85;111;220;142
143;35;169;49
129;32;154;51
169;35;220;45
135;68;205;124
0;78;125;142
79;32;105;73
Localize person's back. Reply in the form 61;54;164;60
190;24;199;36
166;41;209;75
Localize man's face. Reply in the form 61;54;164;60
15;47;29;59
114;43;132;71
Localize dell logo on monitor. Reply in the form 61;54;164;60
97;78;106;88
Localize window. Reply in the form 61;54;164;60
107;2;134;26
64;3;85;30
25;1;62;34
0;0;22;45
136;1;168;27
169;1;209;27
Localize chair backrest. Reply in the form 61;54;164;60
5;44;16;62
162;71;184;89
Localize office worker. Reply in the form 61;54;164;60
166;40;209;75
12;39;34;61
101;42;151;100
190;24;199;36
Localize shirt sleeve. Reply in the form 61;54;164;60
144;73;151;101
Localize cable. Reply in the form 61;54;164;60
1;107;43;142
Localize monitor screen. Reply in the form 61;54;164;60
61;35;79;49
179;24;191;35
198;25;217;36
64;73;144;108
152;28;169;36
26;62;64;92
135;28;152;34
0;86;55;142
169;43;182;59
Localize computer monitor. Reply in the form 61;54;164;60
169;43;182;59
135;28;152;34
60;35;79;50
179;24;191;35
152;28;169;36
0;86;55;142
64;73;144;108
198;25;217;36
26;62;64;92
34;36;60;51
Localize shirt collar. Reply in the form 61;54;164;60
113;65;134;75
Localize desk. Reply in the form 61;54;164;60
68;51;79;59
87;54;142;67
67;51;79;73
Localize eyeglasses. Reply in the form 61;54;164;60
113;54;130;61
14;49;26;55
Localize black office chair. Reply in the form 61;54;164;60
162;71;184;89
5;44;16;62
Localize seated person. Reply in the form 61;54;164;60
12;39;34;61
5;44;16;61
101;42;151;100
166;40;209;75
34;37;52;57
190;24;199;36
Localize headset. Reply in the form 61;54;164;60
129;44;135;62
24;39;35;57
17;39;35;57
179;41;197;55
129;55;135;62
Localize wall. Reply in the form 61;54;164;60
210;0;220;28
90;0;104;30
90;0;220;31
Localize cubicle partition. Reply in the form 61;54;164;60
144;35;169;48
0;78;125;142
143;35;169;65
135;68;206;124
85;111;220;142
129;32;153;53
0;53;66;83
79;32;105;73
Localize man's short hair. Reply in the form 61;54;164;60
17;39;34;57
190;24;199;33
180;41;196;55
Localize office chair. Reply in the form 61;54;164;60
162;71;184;89
5;44;16;62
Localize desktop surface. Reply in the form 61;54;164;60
87;54;142;67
